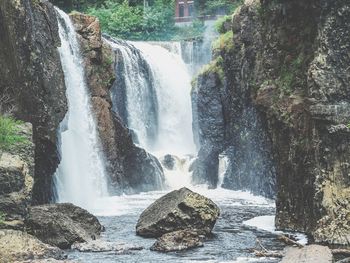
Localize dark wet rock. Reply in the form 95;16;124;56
281;245;333;263
123;146;164;193
191;71;224;189
70;13;165;194
136;187;220;237
72;240;143;253
161;154;177;170
150;230;204;252
0;123;34;227
0;230;66;262
191;42;276;197
0;0;67;204
25;203;103;249
192;145;221;188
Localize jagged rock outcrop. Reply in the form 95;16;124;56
0;0;67;204
191;21;276;197
25;203;104;249
0;230;66;263
70;13;164;194
0;122;34;229
191;71;225;188
194;0;350;245
136;187;220;237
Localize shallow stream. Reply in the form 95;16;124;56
66;188;295;263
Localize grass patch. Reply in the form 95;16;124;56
198;56;225;83
212;31;234;53
0;116;26;150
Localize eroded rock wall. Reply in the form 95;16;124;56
0;0;67;204
192;2;276;197
193;0;350;244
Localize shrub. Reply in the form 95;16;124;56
215;15;231;34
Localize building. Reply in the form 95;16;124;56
175;0;222;26
175;0;195;23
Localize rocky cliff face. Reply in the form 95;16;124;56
191;12;276;197
0;122;34;229
70;13;164;194
193;0;350;245
0;0;67;204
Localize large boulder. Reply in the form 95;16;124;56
0;230;65;262
136;187;220;237
150;230;204;252
25;203;103;249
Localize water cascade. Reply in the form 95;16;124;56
53;8;108;209
106;38;196;189
109;39;196;157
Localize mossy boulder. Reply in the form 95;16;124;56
136;187;220;237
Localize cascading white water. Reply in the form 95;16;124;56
131;42;196;156
53;8;108;209
108;39;196;189
109;40;195;156
107;40;159;148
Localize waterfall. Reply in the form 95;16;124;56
108;38;195;157
53;8;108;209
106;38;196;189
132;42;195;156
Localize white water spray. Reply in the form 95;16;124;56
132;42;196;155
54;8;108;209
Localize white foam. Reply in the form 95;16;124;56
90;188;274;217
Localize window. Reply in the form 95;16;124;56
179;3;185;17
188;3;194;17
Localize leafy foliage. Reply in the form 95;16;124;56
53;0;242;40
87;0;177;40
0;116;26;150
215;15;231;34
195;0;243;16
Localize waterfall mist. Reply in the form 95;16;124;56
53;8;108;209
